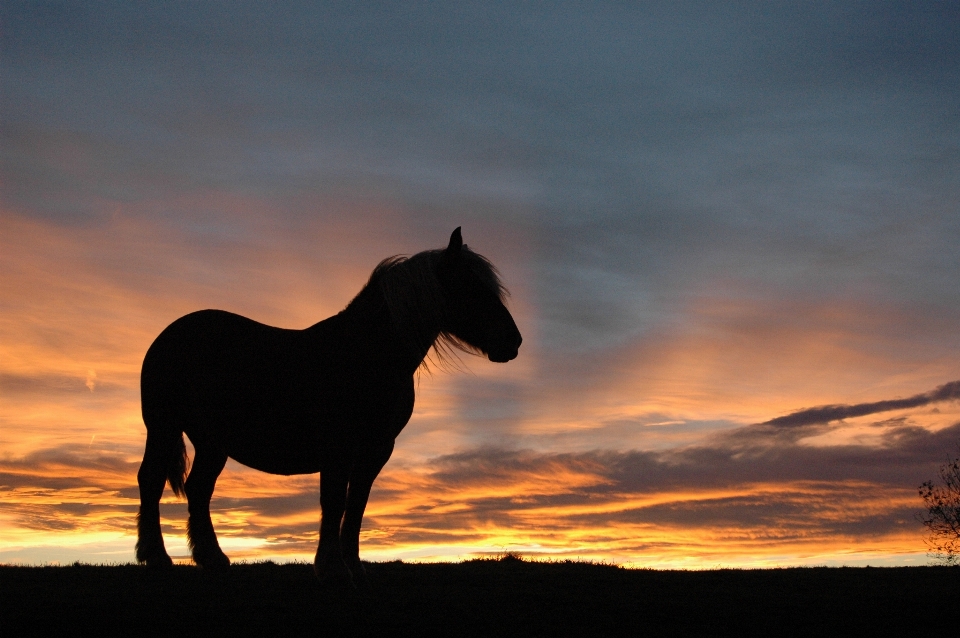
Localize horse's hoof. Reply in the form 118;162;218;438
345;560;372;593
195;551;231;570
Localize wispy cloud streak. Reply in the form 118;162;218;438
762;380;960;428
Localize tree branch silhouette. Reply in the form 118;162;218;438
918;449;960;565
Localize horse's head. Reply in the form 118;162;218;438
437;228;522;363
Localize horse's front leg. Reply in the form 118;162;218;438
341;441;395;589
314;461;352;587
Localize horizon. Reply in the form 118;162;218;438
2;1;960;569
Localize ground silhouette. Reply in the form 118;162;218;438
1;559;958;637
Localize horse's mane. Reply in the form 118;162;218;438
350;245;507;369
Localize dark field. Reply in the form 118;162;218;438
2;559;957;637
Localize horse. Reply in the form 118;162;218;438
135;227;522;587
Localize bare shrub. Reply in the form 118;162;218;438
918;451;960;565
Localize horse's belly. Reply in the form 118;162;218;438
229;446;321;475
178;357;412;475
195;409;326;475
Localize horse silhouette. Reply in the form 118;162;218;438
135;228;521;586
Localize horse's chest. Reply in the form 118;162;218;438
317;374;414;433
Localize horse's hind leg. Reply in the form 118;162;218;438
185;442;229;569
314;461;352;586
136;430;179;568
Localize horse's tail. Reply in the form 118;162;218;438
167;434;189;498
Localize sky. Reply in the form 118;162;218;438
2;1;960;568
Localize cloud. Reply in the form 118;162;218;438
412;420;960;500
0;447;139;491
352;416;960;561
2;404;955;564
5;0;960;363
762;380;960;428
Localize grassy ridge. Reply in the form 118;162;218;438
2;559;958;637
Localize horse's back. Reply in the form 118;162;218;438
142;310;337;472
142;309;307;396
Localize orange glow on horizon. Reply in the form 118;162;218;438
2;209;958;568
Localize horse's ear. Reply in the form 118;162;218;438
442;227;463;266
448;227;463;252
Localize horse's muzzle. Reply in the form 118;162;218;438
487;333;521;363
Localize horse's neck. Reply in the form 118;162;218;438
339;287;438;375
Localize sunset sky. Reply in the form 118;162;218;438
3;1;960;568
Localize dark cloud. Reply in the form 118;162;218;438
4;1;959;355
763;380;960;428
0;447;139;491
3;417;953;557
0;447;142;535
356;420;960;544
419;420;960;497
